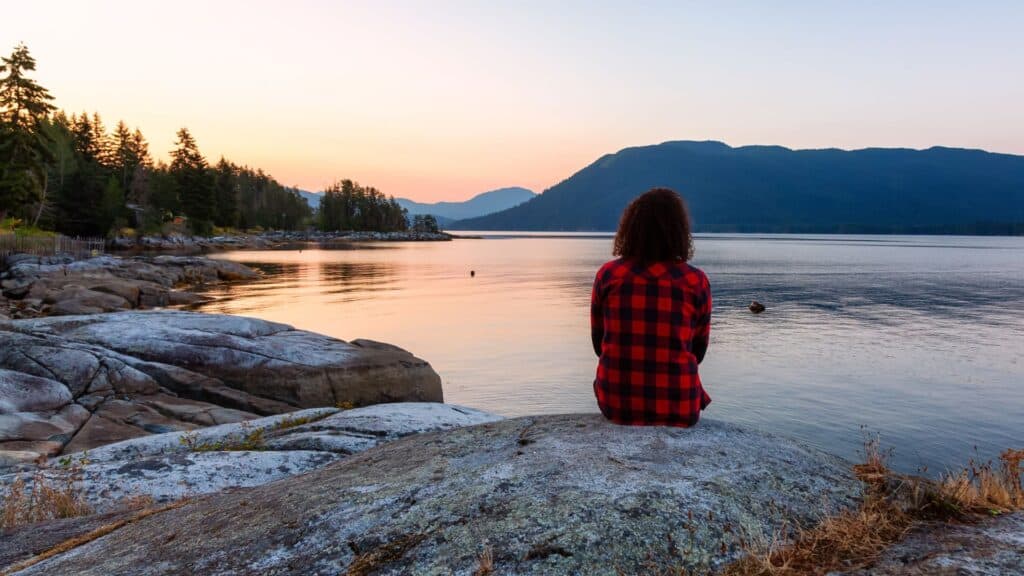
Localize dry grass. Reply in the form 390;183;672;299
275;411;331;431
1;472;93;530
0;498;191;576
473;544;494;575
722;499;911;575
722;437;1023;576
178;426;265;452
344;533;427;576
936;448;1024;515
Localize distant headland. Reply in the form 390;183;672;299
450;141;1024;235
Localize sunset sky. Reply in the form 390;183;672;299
5;1;1023;202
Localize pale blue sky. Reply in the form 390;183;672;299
5;1;1023;200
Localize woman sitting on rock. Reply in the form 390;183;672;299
591;188;712;426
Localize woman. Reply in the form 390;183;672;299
591;188;712;427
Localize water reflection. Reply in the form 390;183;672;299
196;235;1024;474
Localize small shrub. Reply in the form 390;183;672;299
178;425;265;452
336;400;356;410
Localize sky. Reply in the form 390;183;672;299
4;1;1023;202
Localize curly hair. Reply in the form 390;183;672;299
613;188;694;263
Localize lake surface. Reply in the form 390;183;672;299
197;233;1024;474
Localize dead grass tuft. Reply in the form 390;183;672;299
473;544;494;575
936;448;1024;515
275;411;331;431
345;533;427;576
722;436;1023;576
1;470;93;530
179;425;265;452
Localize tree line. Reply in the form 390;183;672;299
0;43;410;237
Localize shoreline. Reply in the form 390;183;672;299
107;230;455;254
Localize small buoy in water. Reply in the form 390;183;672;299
470;270;475;277
749;300;766;314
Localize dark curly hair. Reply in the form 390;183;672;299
613;188;694;263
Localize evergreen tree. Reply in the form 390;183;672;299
112;121;149;196
70;113;99;161
169;127;213;234
36;116;75;227
0;43;55;222
90;112;111;167
212;157;238;228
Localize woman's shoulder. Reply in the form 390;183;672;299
596;258;629;278
675;262;710;288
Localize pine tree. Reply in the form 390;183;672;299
0;43;55;222
112;121;150;195
212;157;238;228
90;112;111;167
169;127;214;234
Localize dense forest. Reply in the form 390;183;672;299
0;44;407;237
318;180;409;232
452;141;1024;234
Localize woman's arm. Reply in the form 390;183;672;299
590;273;604;357
691;275;712;364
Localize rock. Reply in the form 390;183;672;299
6;415;861;575
0;312;444;459
0;254;258;318
44;286;131;315
0;368;73;413
0;510;139;571
749;300;766;313
0;404;501;514
840;512;1024;575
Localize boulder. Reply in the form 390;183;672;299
5;415;861;575
0;312;444;460
43;286;132;315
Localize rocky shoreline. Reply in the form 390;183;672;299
107;230;453;253
0;311;443;464
0;254;258;320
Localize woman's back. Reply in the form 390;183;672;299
591;258;711;426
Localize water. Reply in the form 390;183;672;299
195;233;1024;474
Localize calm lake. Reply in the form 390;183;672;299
196;233;1024;474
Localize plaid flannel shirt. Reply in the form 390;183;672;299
591;258;712;426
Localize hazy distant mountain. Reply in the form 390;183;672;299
397;187;536;221
298;190;322;209
450;141;1024;234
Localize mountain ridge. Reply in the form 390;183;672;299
450;141;1024;233
397;187;536;221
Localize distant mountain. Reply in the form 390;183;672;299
397;187;536;222
449;141;1024;234
298;190;321;209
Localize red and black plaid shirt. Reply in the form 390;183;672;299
591;258;712;427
